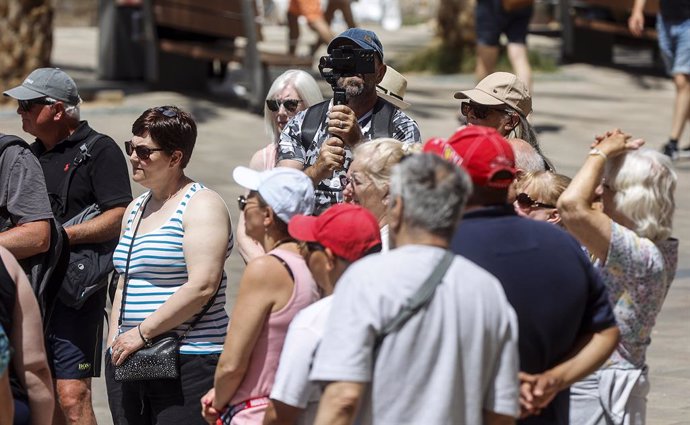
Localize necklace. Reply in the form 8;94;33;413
270;238;296;251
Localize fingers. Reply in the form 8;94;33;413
319;137;346;171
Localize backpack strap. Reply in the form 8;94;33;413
370;98;397;140
299;100;331;153
54;132;105;217
0;134;30;155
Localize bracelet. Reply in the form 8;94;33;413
589;148;608;160
137;324;152;347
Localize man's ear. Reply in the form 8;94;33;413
547;209;561;225
376;63;387;84
324;247;337;271
52;103;65;121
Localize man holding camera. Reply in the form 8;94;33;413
277;28;420;214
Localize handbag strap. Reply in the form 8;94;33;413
117;193;221;339
375;250;455;347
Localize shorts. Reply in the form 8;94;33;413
46;287;106;379
289;0;324;22
656;15;690;75
475;0;533;46
105;353;219;425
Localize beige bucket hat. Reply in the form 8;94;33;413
377;66;411;110
454;72;532;117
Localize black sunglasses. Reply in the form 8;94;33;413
18;98;55;112
460;102;509;120
516;193;556;210
266;99;302;113
124;141;166;160
237;195;247;211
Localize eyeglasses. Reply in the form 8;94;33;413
516;193;556;210
460;102;509;120
124;141;166;160
266;99;302;113
18;98;55;112
237;195;248;211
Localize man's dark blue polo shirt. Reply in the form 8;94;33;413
451;204;616;425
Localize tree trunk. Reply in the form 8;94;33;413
0;0;54;102
436;0;475;72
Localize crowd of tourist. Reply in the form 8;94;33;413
0;26;680;425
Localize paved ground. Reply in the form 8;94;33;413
0;23;687;424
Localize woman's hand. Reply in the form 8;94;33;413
201;388;222;424
592;129;645;158
110;327;145;366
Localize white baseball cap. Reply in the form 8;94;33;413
233;166;315;223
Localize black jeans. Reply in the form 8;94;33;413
105;352;219;425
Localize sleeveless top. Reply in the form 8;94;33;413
229;249;319;415
112;183;233;355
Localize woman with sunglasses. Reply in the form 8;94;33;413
342;138;416;251
237;70;323;263
201;167;318;425
513;171;571;226
558;130;678;425
106;106;233;425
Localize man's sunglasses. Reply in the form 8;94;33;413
266;99;302;113
516;192;556;210
460;102;509;120
18;98;55;112
124;141;166;160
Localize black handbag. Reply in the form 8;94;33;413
113;194;220;382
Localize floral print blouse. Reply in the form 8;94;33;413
597;221;679;369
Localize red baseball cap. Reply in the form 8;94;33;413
444;126;516;188
288;204;382;263
422;137;463;166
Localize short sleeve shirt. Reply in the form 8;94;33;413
31;121;132;224
598;221;679;369
311;245;520;424
0;142;53;231
277;100;421;212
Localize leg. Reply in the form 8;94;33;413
307;17;335;55
476;44;500;81
55;379;97;425
670;73;690;141
507;42;533;92
324;0;338;24
340;0;357;28
287;12;300;55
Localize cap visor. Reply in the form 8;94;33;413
453;88;505;106
288;215;319;242
377;92;411;110
232;166;261;191
3;85;45;100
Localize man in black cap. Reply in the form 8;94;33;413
4;68;132;425
276;28;420;214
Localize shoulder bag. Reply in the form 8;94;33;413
114;195;221;382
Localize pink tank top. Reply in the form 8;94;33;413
229;249;319;423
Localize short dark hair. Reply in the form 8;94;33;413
132;106;197;168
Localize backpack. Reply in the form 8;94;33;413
0;134;70;319
299;98;397;151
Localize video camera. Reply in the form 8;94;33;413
318;46;377;105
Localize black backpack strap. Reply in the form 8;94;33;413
0;134;30;154
370;98;397;140
55;132;105;217
300;100;331;153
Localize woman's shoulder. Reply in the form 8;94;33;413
185;184;230;215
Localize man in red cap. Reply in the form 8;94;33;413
263;203;382;425
435;126;620;424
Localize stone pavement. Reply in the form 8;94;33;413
0;23;687;425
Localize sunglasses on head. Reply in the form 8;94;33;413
516;193;556;210
18;98;55;112
266;99;301;113
124;141;165;160
460;102;509;120
156;106;178;117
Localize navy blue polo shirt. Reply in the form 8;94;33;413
451;204;616;425
31;121;132;224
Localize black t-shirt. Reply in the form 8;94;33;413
31;121;132;224
451;205;616;425
660;0;690;22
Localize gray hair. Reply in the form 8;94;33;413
389;153;472;238
46;96;81;121
507;112;555;171
605;149;676;242
264;70;323;141
508;138;546;174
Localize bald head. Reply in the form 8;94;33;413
508;138;546;175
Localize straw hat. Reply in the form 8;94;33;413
377;66;411;110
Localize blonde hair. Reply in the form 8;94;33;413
605;149;676;242
517;171;572;207
352;138;407;189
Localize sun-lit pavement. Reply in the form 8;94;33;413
0;23;687;424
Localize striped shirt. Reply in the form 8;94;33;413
113;183;233;355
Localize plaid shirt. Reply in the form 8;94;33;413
277;100;421;213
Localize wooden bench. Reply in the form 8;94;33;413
560;0;660;64
142;0;313;109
